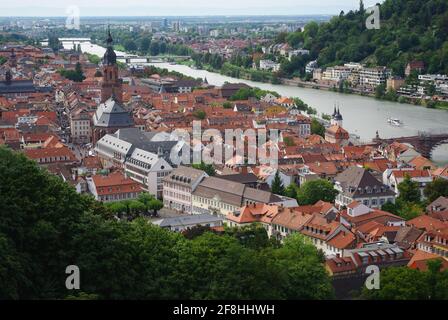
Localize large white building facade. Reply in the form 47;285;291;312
95;128;179;198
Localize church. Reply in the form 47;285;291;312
325;106;349;145
92;29;134;144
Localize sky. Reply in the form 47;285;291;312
0;0;381;17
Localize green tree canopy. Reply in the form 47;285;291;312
397;175;421;204
363;259;448;300
297;179;338;205
0;146;334;300
424;178;448;202
271;171;285;196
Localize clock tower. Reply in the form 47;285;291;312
101;28;123;103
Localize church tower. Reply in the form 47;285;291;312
9;49;17;69
331;106;343;127
101;28;123;103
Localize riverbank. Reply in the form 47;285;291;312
187;61;448;111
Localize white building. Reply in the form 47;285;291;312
259;59;281;72
383;168;432;200
70;108;92;144
334;166;396;209
305;60;318;74
94;128;178;198
152;214;223;232
322;66;351;82
289;49;310;61
359;67;391;87
163;166;208;214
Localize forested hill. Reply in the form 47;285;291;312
286;0;448;76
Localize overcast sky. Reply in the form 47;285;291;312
0;0;381;16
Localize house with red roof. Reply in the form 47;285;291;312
87;171;143;203
383;168;432;200
24;146;77;165
339;201;405;228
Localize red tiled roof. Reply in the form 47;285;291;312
92;171;143;196
24;147;76;162
408;215;447;232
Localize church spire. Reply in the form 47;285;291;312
103;27;117;66
106;25;113;46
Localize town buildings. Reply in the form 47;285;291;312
163;166;209;214
87;171;143;202
153;214;223;232
95;128;175;198
334;166;396;209
191;176;297;218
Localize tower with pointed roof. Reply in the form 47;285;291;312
9;49;17;69
101;28;123;103
331;106;343;127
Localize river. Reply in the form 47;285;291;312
64;41;448;165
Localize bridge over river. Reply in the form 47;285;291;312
377;131;448;159
116;55;191;64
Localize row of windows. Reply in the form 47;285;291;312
193;196;237;213
100;192;139;202
164;190;191;202
38;156;71;163
164;183;190;193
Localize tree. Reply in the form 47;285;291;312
224;224;274;250
124;40;137;52
139;38;151;53
397;175;421;204
58;62;85;82
297;179;338;205
128;200;147;215
193;110;206;120
223;102;232;109
271;171;285;196
362;267;431;300
150;41;160;56
283;136;296;147
107;201;127;215
375;84;386;99
397;201;423;221
363;259;448;300
137;193;155;209
48;35;62;52
192;162;216;176
311;118;325;137
285;183;298;199
424;178;448;202
359;0;365;14
270;234;334;299
0;146;335;300
149;199;163;215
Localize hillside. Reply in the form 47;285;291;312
0;146;333;300
284;0;448;76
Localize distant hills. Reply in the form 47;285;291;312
288;0;448;76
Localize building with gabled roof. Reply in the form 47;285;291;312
163;166;208;214
334;166;396;209
339;201;405;228
92;96;134;144
87;171;143;203
191;176;294;218
383;168;432;200
95;128;176;198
